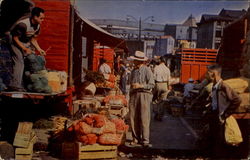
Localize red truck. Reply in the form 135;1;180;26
179;48;218;83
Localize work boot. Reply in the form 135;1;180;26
142;143;152;148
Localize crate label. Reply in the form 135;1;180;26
12;94;24;98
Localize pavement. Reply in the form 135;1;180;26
117;112;204;159
124;114;198;150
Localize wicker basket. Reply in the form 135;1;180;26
170;104;184;117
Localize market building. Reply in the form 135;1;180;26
90;19;165;57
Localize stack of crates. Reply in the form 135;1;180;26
13;122;37;160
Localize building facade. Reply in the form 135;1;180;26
144;40;155;58
164;15;197;47
197;9;246;49
90;19;165;56
91;19;165;40
153;36;175;56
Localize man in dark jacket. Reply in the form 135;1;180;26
207;64;241;158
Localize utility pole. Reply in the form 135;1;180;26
126;15;154;51
138;17;142;50
139;17;141;42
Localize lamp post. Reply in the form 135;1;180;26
127;15;154;50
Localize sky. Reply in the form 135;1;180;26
75;0;249;25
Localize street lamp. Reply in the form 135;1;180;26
126;15;154;41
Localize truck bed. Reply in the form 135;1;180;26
0;91;65;99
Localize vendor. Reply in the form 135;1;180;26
99;58;111;80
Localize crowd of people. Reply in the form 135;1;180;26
110;50;241;158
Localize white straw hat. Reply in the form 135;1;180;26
129;51;148;61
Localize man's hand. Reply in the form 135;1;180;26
131;83;143;89
38;49;46;56
24;48;33;54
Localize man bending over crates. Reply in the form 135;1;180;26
7;7;46;91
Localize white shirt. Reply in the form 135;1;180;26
99;63;111;74
184;83;195;97
153;63;171;82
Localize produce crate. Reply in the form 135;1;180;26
77;143;117;160
62;142;117;160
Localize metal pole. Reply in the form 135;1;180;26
139;17;141;41
69;0;75;86
139;17;141;50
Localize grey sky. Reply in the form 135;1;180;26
75;0;249;24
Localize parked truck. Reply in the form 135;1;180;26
0;0;127;142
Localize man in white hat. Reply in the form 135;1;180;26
129;51;155;147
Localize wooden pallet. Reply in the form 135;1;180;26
77;143;117;160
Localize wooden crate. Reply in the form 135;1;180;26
72;99;101;116
15;154;32;160
15;132;37;160
13;122;33;148
77;143;117;160
62;142;78;159
15;142;33;160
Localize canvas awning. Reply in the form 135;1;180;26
74;10;128;52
